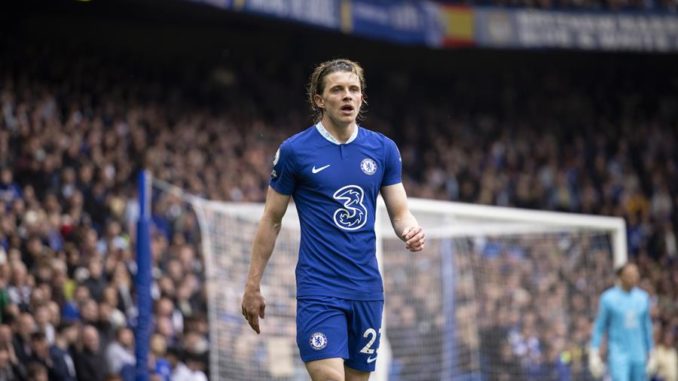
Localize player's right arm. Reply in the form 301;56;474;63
589;292;609;378
590;292;609;352
241;186;290;334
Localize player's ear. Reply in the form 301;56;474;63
314;94;324;109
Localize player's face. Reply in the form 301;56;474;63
620;264;640;289
315;71;363;128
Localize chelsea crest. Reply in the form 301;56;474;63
360;158;377;175
309;332;328;350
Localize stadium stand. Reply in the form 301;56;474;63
1;0;677;380
436;0;678;11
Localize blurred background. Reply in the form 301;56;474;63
1;0;677;380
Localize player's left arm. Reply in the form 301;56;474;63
643;293;654;353
381;183;425;252
644;292;657;375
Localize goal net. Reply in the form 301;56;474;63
376;201;625;381
153;181;625;381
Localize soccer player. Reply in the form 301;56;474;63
241;58;425;381
589;262;654;381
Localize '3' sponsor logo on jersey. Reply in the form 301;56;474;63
332;185;367;231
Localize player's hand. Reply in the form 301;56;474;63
588;347;606;379
402;226;425;252
646;350;658;376
241;287;266;334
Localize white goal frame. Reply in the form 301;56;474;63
382;198;627;267
371;197;626;381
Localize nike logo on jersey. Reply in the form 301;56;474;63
312;164;331;174
367;356;377;364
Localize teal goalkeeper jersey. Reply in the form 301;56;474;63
591;286;653;362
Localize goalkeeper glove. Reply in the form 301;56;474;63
588;347;606;379
646;350;658;376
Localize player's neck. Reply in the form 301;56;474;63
320;118;357;144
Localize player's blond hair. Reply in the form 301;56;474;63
307;59;367;123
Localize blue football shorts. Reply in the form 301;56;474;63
296;296;384;372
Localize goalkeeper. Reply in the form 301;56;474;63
589;262;654;381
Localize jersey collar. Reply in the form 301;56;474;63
315;122;359;145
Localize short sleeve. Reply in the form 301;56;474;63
269;141;296;195
382;137;402;187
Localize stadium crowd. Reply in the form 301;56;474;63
1;38;678;381
437;0;678;12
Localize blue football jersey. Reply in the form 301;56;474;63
270;123;402;301
590;286;653;362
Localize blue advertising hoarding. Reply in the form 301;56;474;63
475;8;678;51
348;0;443;46
234;0;342;30
187;0;678;52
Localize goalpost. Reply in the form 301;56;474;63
373;198;625;381
152;180;625;381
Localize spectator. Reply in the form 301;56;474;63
0;168;21;205
165;347;191;381
0;345;19;381
82;258;106;302
171;351;207;381
149;334;171;381
11;313;35;366
72;325;105;381
49;322;78;381
104;327;134;376
33;305;55;345
25;362;48;381
651;328;678;381
28;332;53;377
6;264;31;311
